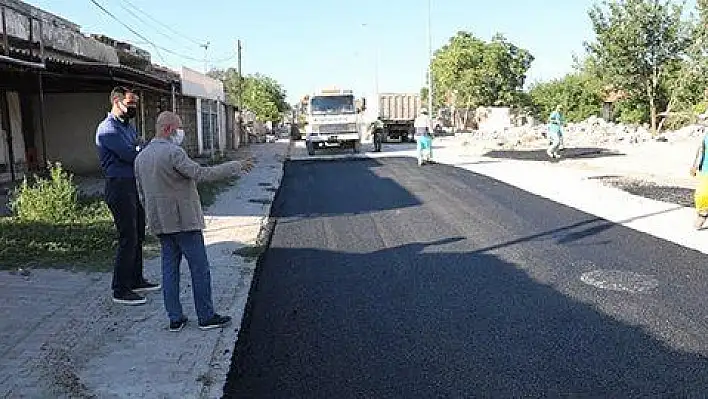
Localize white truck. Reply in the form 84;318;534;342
305;88;363;155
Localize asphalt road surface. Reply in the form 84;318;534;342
224;157;708;398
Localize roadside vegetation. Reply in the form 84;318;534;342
429;0;708;133
0;158;238;271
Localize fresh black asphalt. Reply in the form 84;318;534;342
224;157;708;398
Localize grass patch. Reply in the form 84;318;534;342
0;196;159;271
0;163;159;271
0;154;242;271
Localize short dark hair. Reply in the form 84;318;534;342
110;86;134;104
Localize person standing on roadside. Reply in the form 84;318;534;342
135;111;255;331
690;114;708;229
371;117;385;152
96;86;160;306
414;108;433;165
547;105;565;159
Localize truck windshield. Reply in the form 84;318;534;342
310;95;355;115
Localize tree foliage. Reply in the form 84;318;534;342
585;0;689;132
209;68;289;122
529;72;604;123
430;31;534;111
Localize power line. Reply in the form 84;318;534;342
119;0;205;48
111;0;197;54
88;0;208;63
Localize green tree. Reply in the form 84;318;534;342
529;72;604;123
209;68;289;122
658;0;708;130
585;0;689;133
430;31;534;124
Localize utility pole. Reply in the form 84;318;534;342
427;0;433;117
237;39;244;145
200;41;214;159
200;41;210;73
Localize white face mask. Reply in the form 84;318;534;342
171;128;185;146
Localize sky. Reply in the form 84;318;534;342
23;0;620;104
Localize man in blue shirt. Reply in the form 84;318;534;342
96;86;160;305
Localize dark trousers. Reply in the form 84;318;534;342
105;177;145;294
373;128;384;151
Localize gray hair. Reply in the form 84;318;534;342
155;111;181;137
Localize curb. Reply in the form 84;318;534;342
205;144;287;399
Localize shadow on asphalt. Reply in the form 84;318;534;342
225;239;708;397
273;158;422;217
474;205;684;251
482;147;625;161
224;159;707;397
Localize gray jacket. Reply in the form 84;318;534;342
134;138;242;235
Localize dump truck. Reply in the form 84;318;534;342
305;88;364;155
377;93;422;142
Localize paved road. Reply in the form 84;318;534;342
224;157;708;398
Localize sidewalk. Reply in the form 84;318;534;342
0;141;289;398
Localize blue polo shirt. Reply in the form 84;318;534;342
95;113;140;178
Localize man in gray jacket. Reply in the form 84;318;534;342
135;111;254;331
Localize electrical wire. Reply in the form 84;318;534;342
88;0;208;63
119;0;205;48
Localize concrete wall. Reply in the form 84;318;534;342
39;92;109;175
181;67;224;101
3;0;119;64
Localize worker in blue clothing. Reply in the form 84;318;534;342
95;86;160;306
547;105;565;159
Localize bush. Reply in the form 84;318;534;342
614;99;649;125
10;162;81;223
529;72;604;123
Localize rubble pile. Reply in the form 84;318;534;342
460;116;706;149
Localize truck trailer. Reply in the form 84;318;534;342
377;93;422;142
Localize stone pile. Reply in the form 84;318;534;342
460;115;706;149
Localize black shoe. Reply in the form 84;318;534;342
112;290;147;306
133;280;161;293
198;314;232;330
169;316;188;332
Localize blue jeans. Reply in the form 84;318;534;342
159;231;215;324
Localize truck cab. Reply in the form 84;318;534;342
305;88;363;155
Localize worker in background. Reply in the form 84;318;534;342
414;108;433;165
691;112;708;229
547;105;565;159
371;117;385;152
